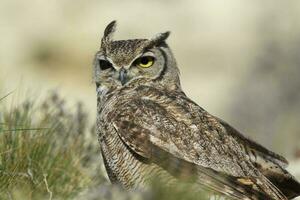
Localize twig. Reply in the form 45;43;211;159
6;191;13;200
0;148;15;156
0;90;15;102
43;174;52;200
1;171;30;178
1;128;49;132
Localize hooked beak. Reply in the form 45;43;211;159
119;68;127;85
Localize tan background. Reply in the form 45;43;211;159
1;0;300;174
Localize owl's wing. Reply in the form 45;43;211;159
109;96;287;200
217;118;288;167
217;118;300;199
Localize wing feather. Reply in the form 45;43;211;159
217;118;300;199
114;119;270;200
217;118;288;168
108;88;287;200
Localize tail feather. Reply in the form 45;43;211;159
152;146;278;200
267;172;300;199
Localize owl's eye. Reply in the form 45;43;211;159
135;56;155;68
99;59;113;70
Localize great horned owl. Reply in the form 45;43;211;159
94;21;300;200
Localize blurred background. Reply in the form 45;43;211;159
1;0;300;177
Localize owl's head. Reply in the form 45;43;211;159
94;21;180;95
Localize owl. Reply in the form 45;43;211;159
94;21;300;200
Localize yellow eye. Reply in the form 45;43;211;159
136;56;154;68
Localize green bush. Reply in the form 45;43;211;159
0;92;104;200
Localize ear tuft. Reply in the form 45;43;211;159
104;20;117;39
101;21;117;48
149;31;170;46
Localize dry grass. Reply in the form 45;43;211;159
0;92;104;199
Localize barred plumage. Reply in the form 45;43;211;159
94;21;300;200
